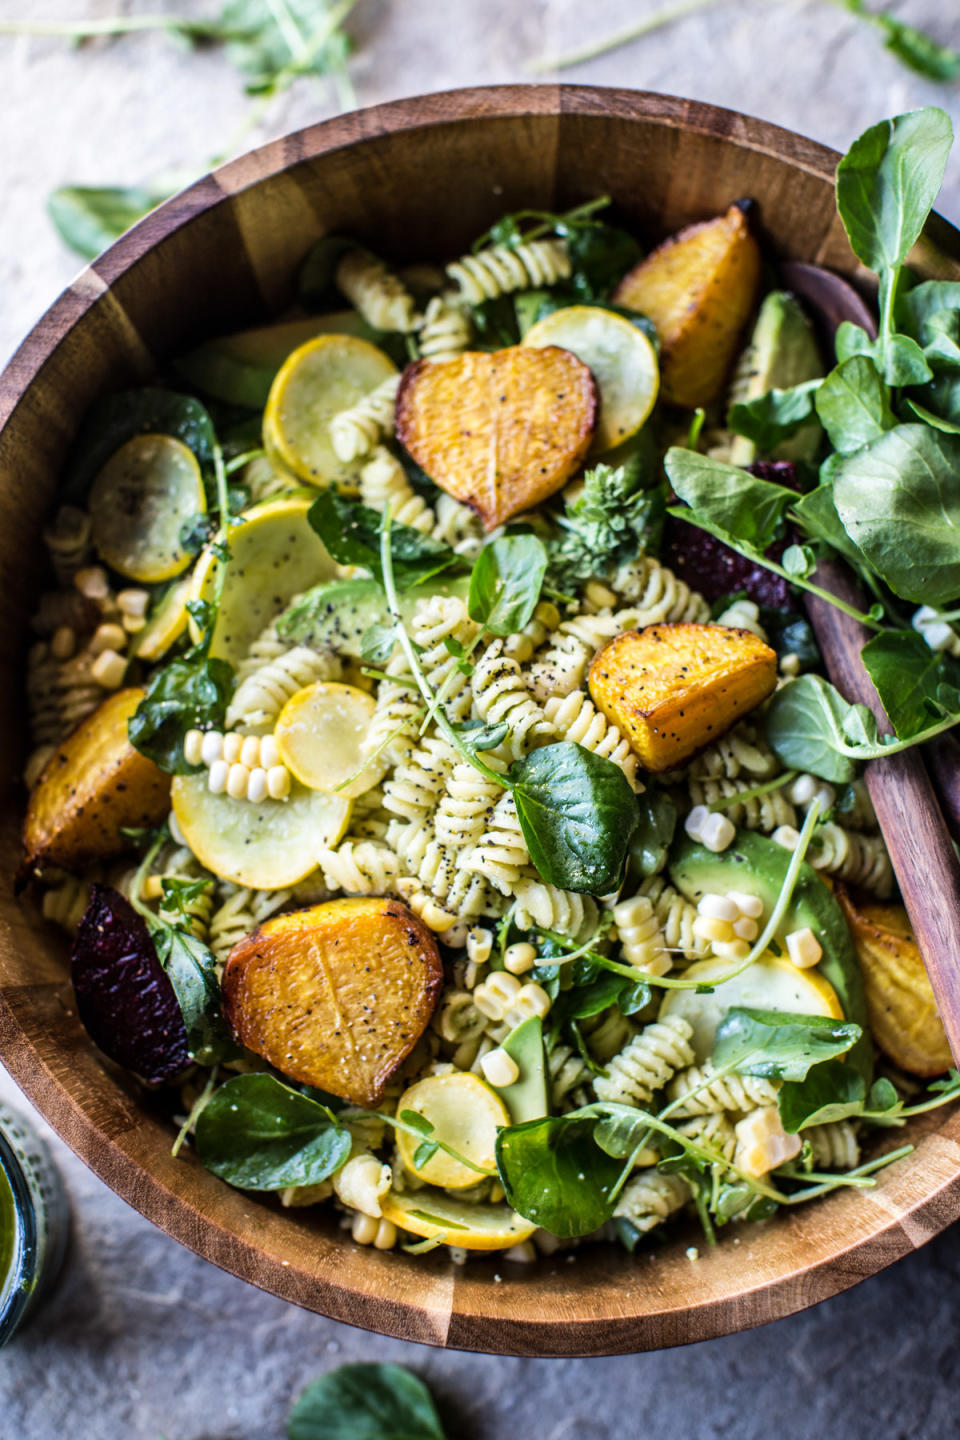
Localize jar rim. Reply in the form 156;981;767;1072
0;1126;38;1345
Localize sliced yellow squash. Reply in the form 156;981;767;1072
89;433;206;582
263;335;397;488
170;771;349;888
522;305;659;454
130;575;193;661
188;495;341;664
396;1073;510;1190
660;953;844;1062
274;681;380;800
380;1187;536;1252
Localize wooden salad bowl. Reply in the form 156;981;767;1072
2;85;960;1358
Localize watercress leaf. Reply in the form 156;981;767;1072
129;652;234;773
904;398;960;435
150;924;236;1066
763;673;861;782
835;322;877;363
413;1140;440;1169
897;280;960;346
791;481;869;569
48;183;171;261
360;622;396;665
861;631;960;739
778;1061;867;1132
592;1109;649;1160
727;380;821;451
455;718;510;755
868;1076;902;1114
781;544;816;580
857;5;960;82
833;423;960;606
664;447;796;552
195;1073;350;1190
712;1007;861;1082
495;1114;622;1237
398;1109;435;1136
307;489;458;588
468;534;547;636
883;332;933;387
813;356;895;453
836;107;953;276
564;223;644;301
287;1363;447;1440
63;387;216;502
510;742;637;894
628;786;677;878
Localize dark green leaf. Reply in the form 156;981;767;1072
128;652;234;774
63;387;216;503
592;1108;649;1159
897;280;960;350
778;1061;867;1133
495;1114;622;1237
564;224;644;301
150;924;235;1066
307;490;459;588
727;380;821;451
814;356;895;453
835;322;878;363
468;535;547;636
297;234;354;309
862;630;960;739
836;108;953;275
712;1007;862;1082
398;1109;434;1136
833;423;960;606
455;718;510;755
509;742;637;894
763;673;871;782
664;447;796;552
195;1074;350;1190
287;1363;447;1440
48;184;169;261
628;787;677;878
883;332;933;386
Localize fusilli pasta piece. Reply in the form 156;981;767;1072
503;600;561;663
411;594;479;721
688;776;796;834
43;505;93;583
383;736;459;822
208;884;292;962
471;642;554;760
40;873;92;933
687;724;780;782
614;1171;690;1234
809;823;893;898
512;875;599;939
330;377;401;463
548;1043;592;1111
666;1062;780;1116
677;1110;738;1162
226;646;342;731
366;650;422;767
806;1121;861;1171
609;555;710;627
359;445;434;533
158;847;214;941
434;758;507;849
431;492;485;560
594;1016;695;1107
417;295;471;361
581;1007;635;1064
714;596;768;639
317;840;400;896
445;238;570;304
544;690;639;789
637;877;708;961
336;248;418;332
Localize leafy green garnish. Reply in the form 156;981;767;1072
467;534;547;636
128;651;234;773
287;1364;448;1440
861;630;960;739
814;355;896;453
665;447;796;552
627;786;677;878
308;489;459;588
47;184;173;261
62;386;216;501
546;453;663;590
712;1008;862;1082
195;1074;350;1190
495;1113;624;1238
727;380;821;452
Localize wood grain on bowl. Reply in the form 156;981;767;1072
3;86;960;1357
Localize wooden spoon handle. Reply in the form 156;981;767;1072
804;561;960;1065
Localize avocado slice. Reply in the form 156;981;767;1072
728;290;824;466
670;830;872;1084
495;1017;549;1123
277;573;470;658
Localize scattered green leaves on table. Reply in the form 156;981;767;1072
195;1073;350;1190
287;1363;447;1440
47;184;174;261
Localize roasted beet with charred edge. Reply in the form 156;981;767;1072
72;884;190;1085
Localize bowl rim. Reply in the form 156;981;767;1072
3;83;960;1358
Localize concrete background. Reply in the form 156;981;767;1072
3;1;960;1436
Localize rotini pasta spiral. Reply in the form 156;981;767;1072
609;555;711;627
383;736;459;822
637;877;708;961
336;248;418;332
226;646;342;731
330;377;401;464
581;1006;635;1063
666;1062;780;1116
434;758;507;849
594;1016;695;1107
688;776;797;834
809;822;894;898
365;650;422;767
456;791;529;893
548;1042;592;1111
714;596;768;639
348;785;392;841
40;873;92;933
544;690;638;789
676;1110;738;1162
208;884;292;962
359;446;435;534
687;724;779;782
417;295;471;361
317;840;400;895
611;894;671;976
411;594;479;722
26;643;109;745
43;505;93;583
445;238;571;304
806;1121;861;1171
512;875;599;939
158;847;215;941
836;778;879;833
471;642;554;760
614;1171;690;1233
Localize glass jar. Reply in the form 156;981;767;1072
0;1099;69;1346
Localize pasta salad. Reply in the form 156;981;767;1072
19;106;960;1262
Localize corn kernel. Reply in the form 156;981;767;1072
90;649;126;688
183;729;204;766
772;824;801;851
117;588;149;618
474;971;522;1021
260;734;280;769
121;612;146;634
786;926;822;969
697;894;739;922
684;804;710;841
222;732;243;764
733;915;759;942
504;941;537;975
700;812;736;853
200;731;223;766
728;890;764;920
267;765;291;800
50;625;76;660
142;875;164;901
240;735;261;770
208;759;229;794
74;566;109;600
779;653;801;677
480;1048;520;1088
734;1106;801;1177
227;763;251;800
693;915;734;944
247;767;269;804
506;982;551;1025
90;622;127;655
711;938;751;961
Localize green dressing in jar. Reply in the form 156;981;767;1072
0;1100;69;1347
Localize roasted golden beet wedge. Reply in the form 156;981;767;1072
837;890;952;1078
588;623;777;772
222;897;443;1106
21;688;171;878
613;204;762;408
395;345;597;529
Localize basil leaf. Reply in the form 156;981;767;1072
495;1114;622;1237
833;424;960;606
509;742;637;894
778;1062;868;1133
813;356;895;454
129;652;233;773
307;490;458;588
288;1363;448;1440
150;924;235;1066
468;534;547;636
48;183;168;261
712;1007;862;1082
664;447;796;552
836;108;953;276
195;1074;350;1190
727;380;821;451
763;674;867;782
861;630;960;739
63;386;217;502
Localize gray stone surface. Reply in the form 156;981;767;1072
4;1;960;1435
